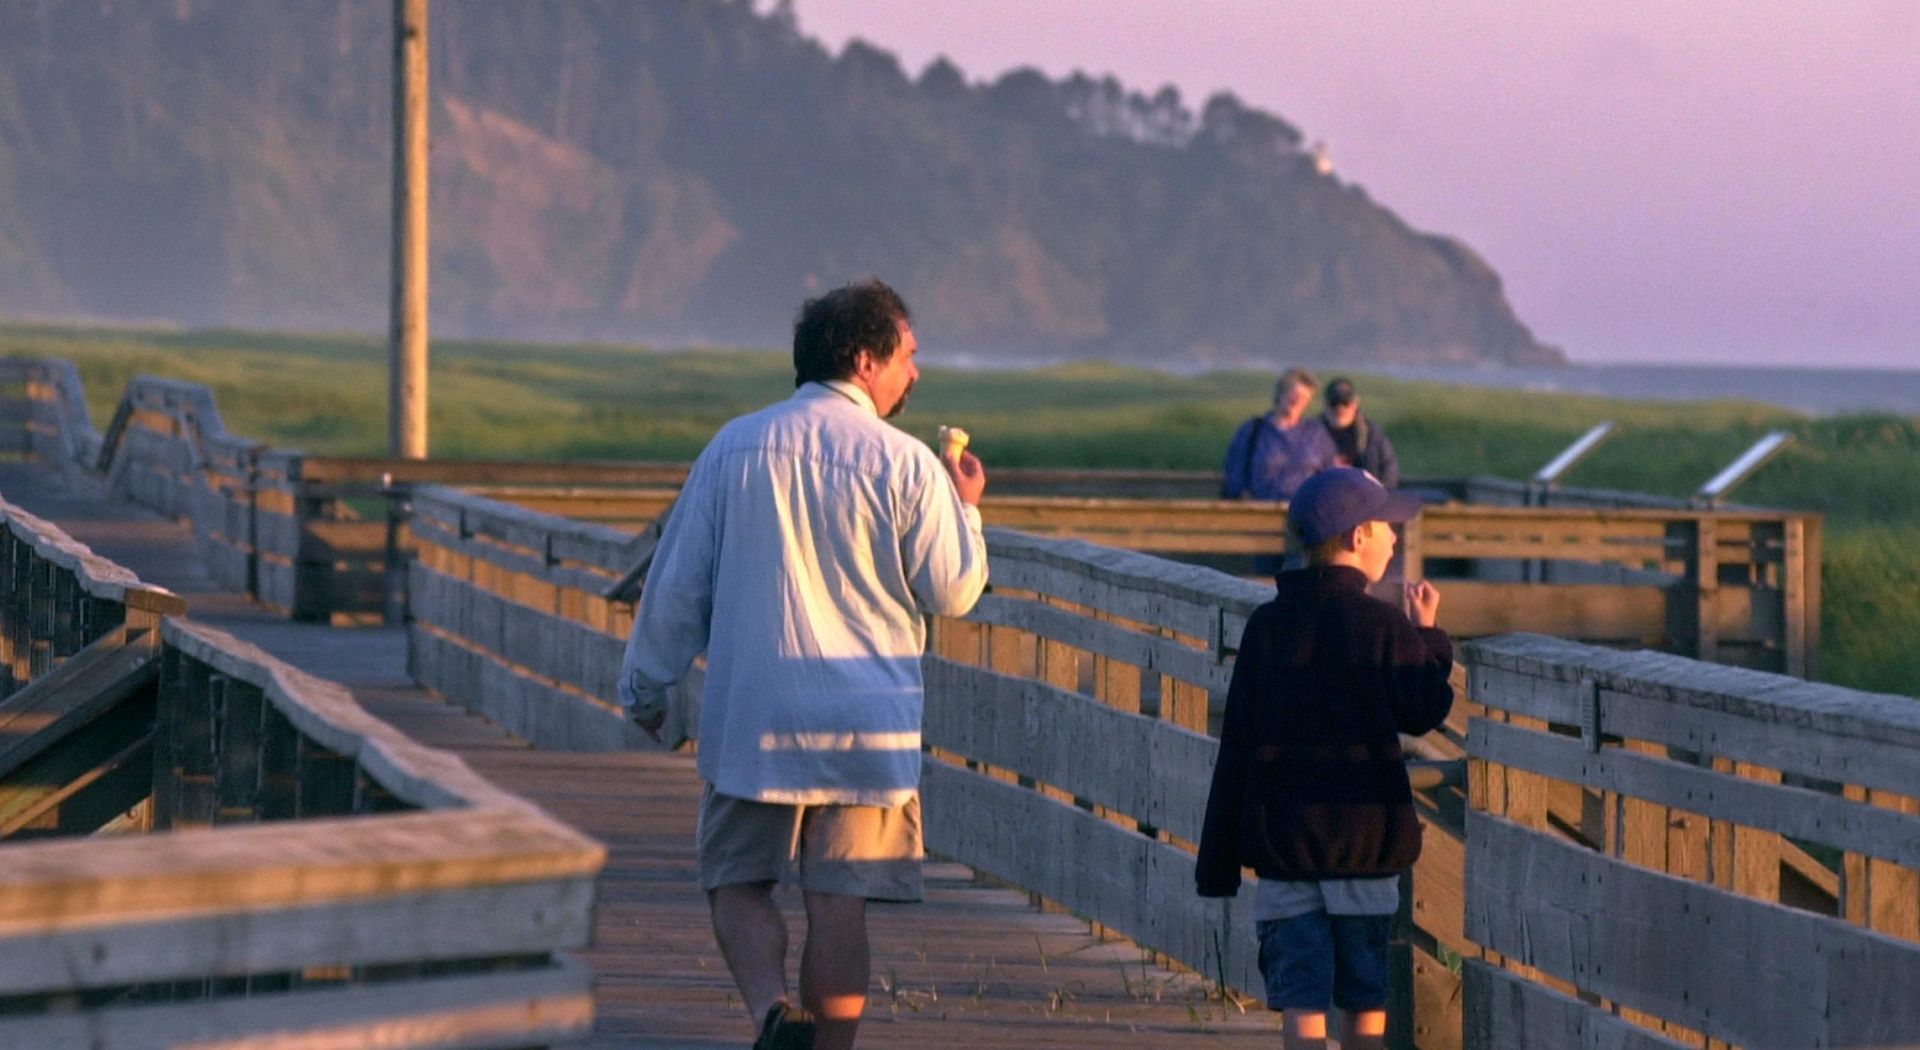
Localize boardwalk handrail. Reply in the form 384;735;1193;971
921;528;1471;1041
10;359;103;471
406;483;669;750
477;484;1822;678
920;528;1277;996
402;484;1470;1034
0;497;605;1048
0;495;184;695
1460;632;1920;1046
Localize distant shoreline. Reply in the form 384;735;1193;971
1366;362;1920;418
934;352;1920;417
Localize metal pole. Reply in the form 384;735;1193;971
1528;421;1617;505
389;0;429;460
1694;430;1794;507
1525;420;1615;582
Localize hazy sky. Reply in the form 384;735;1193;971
793;2;1919;368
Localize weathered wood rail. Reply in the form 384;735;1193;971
406;484;667;751
480;486;1821;678
1460;633;1920;1048
402;479;1910;1048
398;480;1478;1040
0;493;605;1048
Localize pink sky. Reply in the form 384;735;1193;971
793;1;1920;367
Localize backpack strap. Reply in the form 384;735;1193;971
1239;416;1263;496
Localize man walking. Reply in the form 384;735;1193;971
620;280;989;1050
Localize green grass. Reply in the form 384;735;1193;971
3;321;1915;696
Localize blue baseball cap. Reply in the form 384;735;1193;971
1287;467;1422;545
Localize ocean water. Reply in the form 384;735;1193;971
1372;363;1920;418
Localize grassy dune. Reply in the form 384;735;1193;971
4;322;1915;696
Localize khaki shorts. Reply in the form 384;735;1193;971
696;786;924;902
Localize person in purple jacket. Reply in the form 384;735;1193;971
1221;368;1341;501
1196;467;1455;1050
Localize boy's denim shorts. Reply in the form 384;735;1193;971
1255;911;1393;1011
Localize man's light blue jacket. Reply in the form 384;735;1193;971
620;381;988;806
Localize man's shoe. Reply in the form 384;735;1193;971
752;1001;816;1050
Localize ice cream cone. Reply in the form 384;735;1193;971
937;424;970;461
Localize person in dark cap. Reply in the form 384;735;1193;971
1195;467;1453;1050
1320;378;1400;488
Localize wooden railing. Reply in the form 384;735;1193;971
400;485;1475;1042
1460;633;1920;1047
0;493;183;695
918;528;1473;1045
0;359;99;467
475;486;1821;678
0;495;605;1048
406;484;669;751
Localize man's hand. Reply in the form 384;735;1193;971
1405;579;1442;628
944;449;986;506
631;707;666;743
624;678;669;744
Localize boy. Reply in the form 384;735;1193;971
1195;467;1455;1049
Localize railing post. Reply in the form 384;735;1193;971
28;558;52;679
294;737;357;819
50;567;78;662
214;677;264;825
150;646;181;831
1783;517;1808;679
243;445;261;601
1693;517;1719;663
255;703;300;821
0;530;18;694
293;478;336;623
382;472;410;626
171;662;218;829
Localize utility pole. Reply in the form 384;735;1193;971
389;0;429;459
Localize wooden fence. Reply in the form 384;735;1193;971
0;494;604;1048
406;484;671;751
0;358;88;466
917;528;1475;1048
1460;633;1920;1048
400;483;1476;1042
476;486;1821;679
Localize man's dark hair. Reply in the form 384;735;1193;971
793;280;912;386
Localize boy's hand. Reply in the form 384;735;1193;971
944;449;987;506
1406;580;1442;627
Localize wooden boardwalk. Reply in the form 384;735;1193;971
0;461;1274;1048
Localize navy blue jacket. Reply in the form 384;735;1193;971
1221;415;1340;500
1195;565;1454;895
1323;411;1401;489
